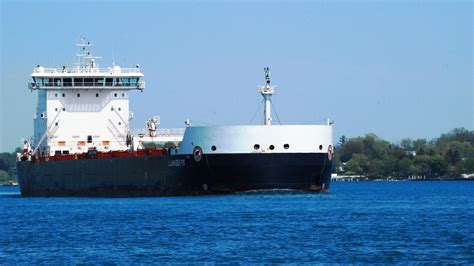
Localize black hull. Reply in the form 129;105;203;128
17;153;332;197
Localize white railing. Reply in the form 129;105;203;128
28;81;145;90
132;128;186;137
33;67;142;74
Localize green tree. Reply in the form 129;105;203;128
345;154;370;175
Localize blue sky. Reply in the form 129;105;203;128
0;0;472;152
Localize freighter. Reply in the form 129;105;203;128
17;40;333;196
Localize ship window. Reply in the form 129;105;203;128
111;107;114;111
118;107;121;111
87;135;92;143
319;145;323;150
211;145;216;151
254;144;260;150
96;93;99;97
62;93;65;97
55;108;58;111
114;93;118;97
130;78;138;86
55;150;61;155
118;122;122;126
269;145;275;150
94;78;104;86
77;93;80;97
73;78;83;86
54;78;61;87
55;122;58;126
115;78;122;86
63;78;72;87
122;78;130;86
84;78;93;86
62;108;66;111
40;113;43;118
122;93;125;97
105;78;113;86
55;93;58;97
35;78;43;86
284;144;290;149
62;150;69;155
44;78;52;87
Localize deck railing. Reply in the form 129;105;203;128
28;81;145;90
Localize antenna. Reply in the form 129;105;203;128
75;37;101;69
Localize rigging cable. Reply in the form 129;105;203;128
270;99;282;125
249;99;265;125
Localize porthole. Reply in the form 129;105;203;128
269;145;275;150
254;144;260;150
284;144;290;149
211;145;217;151
319;145;323;150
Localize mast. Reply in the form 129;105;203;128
259;67;275;126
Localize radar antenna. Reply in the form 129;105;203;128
75;37;101;69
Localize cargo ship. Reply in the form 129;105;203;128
17;40;333;196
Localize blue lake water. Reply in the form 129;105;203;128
0;181;473;264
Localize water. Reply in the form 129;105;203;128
1;181;473;264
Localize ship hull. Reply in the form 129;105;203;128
17;153;332;197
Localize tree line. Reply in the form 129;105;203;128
334;128;474;178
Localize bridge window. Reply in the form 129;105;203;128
84;78;93;86
35;78;43;86
105;78;113;86
130;78;138;86
63;78;72;87
94;78;104;86
74;78;83;86
44;78;52;87
122;78;130;86
115;78;122;86
54;78;61;87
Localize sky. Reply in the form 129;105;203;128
0;0;472;152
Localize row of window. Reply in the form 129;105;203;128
53;92;126;98
34;77;140;87
206;144;326;151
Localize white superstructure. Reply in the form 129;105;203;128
29;39;145;156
